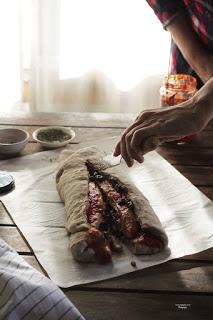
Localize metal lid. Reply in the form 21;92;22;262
0;172;15;194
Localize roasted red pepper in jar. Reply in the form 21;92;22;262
160;74;197;143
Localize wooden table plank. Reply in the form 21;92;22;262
0;201;14;225
1;112;213;316
0;125;122;143
0;226;31;253
1;123;213;167
64;291;213;320
181;247;213;261
1;111;213;130
205;121;213;131
0;142;52;159
198;187;213;201
0;126;122;159
0;112;135;128
80;260;213;293
173;165;213;186
158;146;213;166
23;255;45;274
163;131;213;148
1;123;213;150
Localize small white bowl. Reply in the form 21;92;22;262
32;126;75;149
0;128;29;156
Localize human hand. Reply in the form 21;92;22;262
113;101;207;167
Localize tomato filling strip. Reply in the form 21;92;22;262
85;161;164;262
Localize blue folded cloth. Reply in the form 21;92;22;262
0;239;85;320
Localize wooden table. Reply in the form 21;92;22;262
0;112;213;320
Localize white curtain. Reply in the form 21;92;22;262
0;1;171;113
29;0;171;113
30;0;60;111
0;1;21;112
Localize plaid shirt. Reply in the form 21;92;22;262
146;0;213;87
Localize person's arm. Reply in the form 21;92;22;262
167;10;213;83
113;77;213;167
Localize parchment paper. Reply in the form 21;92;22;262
1;137;213;288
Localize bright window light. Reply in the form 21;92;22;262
59;0;171;91
0;0;21;111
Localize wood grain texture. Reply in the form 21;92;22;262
0;126;122;159
158;146;213;166
181;247;213;261
173;165;213;186
23;255;45;274
0;201;14;224
0;112;135;128
64;291;213;320
0;125;122;143
160;132;213;149
79;261;213;293
0;226;31;253
0;142;49;159
1;112;213;310
198;187;213;201
205;120;213;131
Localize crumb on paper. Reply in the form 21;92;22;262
131;261;137;268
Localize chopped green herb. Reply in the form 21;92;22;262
37;129;71;143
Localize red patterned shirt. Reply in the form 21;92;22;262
146;0;213;87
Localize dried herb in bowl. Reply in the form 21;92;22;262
37;129;71;143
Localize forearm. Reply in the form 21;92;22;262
192;77;213;122
167;11;213;83
114;78;213;165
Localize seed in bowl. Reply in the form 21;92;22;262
37;129;71;143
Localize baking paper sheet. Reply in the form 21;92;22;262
1;137;213;288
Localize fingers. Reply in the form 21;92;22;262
113;109;172;165
113;121;143;157
140;136;160;154
125;131;144;163
113;110;157;157
115;125;158;166
113;104;198;166
130;121;158;146
113;141;121;157
120;135;134;167
114;134;144;166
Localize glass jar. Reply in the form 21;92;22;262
160;74;197;143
